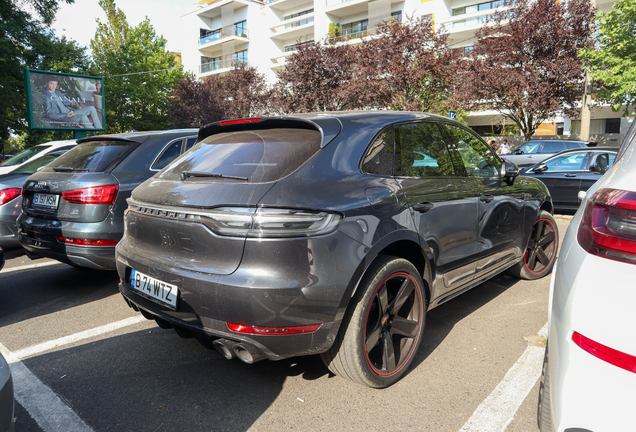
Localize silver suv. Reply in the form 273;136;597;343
501;139;595;167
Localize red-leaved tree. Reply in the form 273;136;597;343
465;0;596;139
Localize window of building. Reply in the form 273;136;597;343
341;19;369;38
285;40;314;52
391;11;402;21
234;20;247;37
232;50;248;66
452;0;504;16
606;118;621;134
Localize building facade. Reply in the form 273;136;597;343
180;0;633;143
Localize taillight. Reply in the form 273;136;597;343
0;188;21;205
227;322;322;335
62;185;119;205
572;331;636;374
219;118;261;126
57;237;118;246
577;188;636;264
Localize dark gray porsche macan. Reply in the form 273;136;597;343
116;111;558;388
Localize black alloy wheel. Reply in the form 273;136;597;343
509;210;559;280
321;256;426;388
364;271;422;375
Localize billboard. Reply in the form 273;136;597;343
24;69;105;131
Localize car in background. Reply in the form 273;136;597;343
0;150;71;248
17;129;198;270
0;156;13;163
501;139;595;167
538;121;636;431
520;147;618;213
0;351;13;432
0;140;76;175
116;111;558;388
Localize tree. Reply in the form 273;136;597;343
465;0;596;139
350;16;465;114
90;0;186;132
169;66;271;128
274;41;355;113
580;0;636;116
0;0;80;149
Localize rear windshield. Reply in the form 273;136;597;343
158;128;322;183
40;140;134;173
0;145;51;167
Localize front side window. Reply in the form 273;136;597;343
395;122;456;178
542;151;588;172
517;141;542;154
444;124;501;178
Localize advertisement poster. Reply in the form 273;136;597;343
24;69;106;131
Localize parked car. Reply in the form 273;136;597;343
0;150;71;248
17;129;198;269
538;120;636;430
501;139;596;167
0;247;4;272
0;351;13;432
116;111;558;388
0;140;76;175
520;147;618;213
0;156;13;163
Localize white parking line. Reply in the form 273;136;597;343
0;316;147;432
1;261;65;274
460;322;548;432
13;316;147;359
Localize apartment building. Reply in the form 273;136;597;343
180;0;633;141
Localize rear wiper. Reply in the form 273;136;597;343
180;171;248;181
52;166;88;172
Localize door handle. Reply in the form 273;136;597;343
412;202;434;213
480;195;494;203
564;173;577;177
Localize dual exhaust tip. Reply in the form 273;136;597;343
213;338;266;364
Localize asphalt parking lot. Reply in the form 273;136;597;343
0;216;571;432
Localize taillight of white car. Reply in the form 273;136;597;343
577;188;636;265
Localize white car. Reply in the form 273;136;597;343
539;122;636;431
0;140;77;175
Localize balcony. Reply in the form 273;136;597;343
265;0;313;12
199;26;249;53
200;58;249;76
326;0;374;18
327;25;369;44
196;0;250;19
270;14;314;41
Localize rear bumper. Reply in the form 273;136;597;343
16;214;120;270
116;230;371;360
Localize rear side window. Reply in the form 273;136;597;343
395;122;455;178
159;128;321;183
152;139;183;170
542;141;565;153
41;140;134;173
0;145;51;167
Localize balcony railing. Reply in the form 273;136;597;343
200;58;249;74
199;26;249;45
327;25;368;44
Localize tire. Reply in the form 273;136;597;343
509;210;558;280
537;346;552;431
321;256;426;388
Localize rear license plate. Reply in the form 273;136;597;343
130;269;178;309
32;193;59;209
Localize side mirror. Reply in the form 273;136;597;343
532;163;548;174
514;148;524;155
503;160;519;185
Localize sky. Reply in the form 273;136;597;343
50;0;201;53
